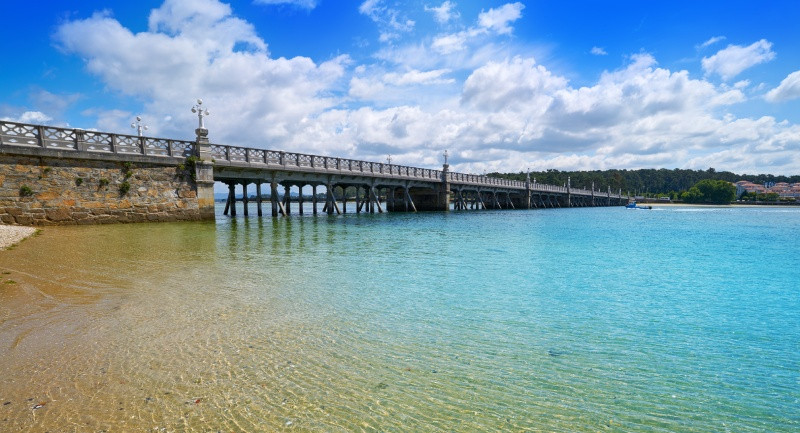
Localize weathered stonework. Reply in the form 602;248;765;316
0;155;203;225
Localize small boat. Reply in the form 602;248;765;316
626;201;652;210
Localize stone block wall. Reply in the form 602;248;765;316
0;154;203;225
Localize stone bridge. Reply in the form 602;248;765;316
0;120;627;224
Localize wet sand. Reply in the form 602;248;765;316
0;225;37;250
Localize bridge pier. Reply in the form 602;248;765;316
298;184;304;215
242;181;249;216
256;182;263;216
271;181;279;217
312;185;318;214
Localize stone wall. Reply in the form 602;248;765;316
0;154;203;225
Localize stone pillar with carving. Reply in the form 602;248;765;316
524;171;532;209
194;127;216;220
439;162;451;211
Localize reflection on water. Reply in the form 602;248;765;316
1;206;799;431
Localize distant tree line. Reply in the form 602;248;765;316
488;167;800;199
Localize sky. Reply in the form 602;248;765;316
2;0;800;176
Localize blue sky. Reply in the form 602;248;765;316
2;0;800;175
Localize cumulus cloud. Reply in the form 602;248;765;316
47;0;800;176
425;1;459;24
590;46;607;56
477;2;524;35
701;39;775;80
765;70;800;102
1;111;53;124
428;2;523;55
55;0;347;144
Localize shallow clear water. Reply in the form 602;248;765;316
1;205;798;431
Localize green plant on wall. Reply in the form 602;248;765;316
119;181;131;195
99;178;110;188
75;177;84;186
122;162;133;179
39;167;52;179
182;155;200;181
19;185;34;197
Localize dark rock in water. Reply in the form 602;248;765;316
375;382;389;390
547;349;565;357
3;402;10;406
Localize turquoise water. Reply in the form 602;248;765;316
1;205;799;431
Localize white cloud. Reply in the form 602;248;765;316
765;70;800;102
359;0;415;43
431;32;470;54
461;56;566;112
478;2;524;35
55;0;347;145
2;111;53;124
425;1;459;24
698;35;725;49
253;0;317;9
701;39;775;80
428;3;522;55
48;0;800;176
384;69;453;86
590;46;607;56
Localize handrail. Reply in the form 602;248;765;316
0;119;627;197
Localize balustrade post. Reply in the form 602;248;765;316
37;125;46;147
110;134;118;153
279;151;286;166
75;129;86;151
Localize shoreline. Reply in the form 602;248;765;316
0;225;37;250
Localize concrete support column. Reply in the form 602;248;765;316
242;182;249;216
271;181;279;217
298;184;305;215
225;181;235;216
284;185;291;215
312;185;318;215
341;186;347;213
326;184;334;215
256;182;263;216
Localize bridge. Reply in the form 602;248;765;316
0;120;627;225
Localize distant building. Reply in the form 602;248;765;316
736;180;800;198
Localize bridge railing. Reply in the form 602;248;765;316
0;120;625;197
0;120;195;158
210;143;446;182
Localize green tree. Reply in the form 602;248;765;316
681;179;736;204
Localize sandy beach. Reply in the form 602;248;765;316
0;225;37;250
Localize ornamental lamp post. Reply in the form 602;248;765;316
191;99;210;130
131;116;148;137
